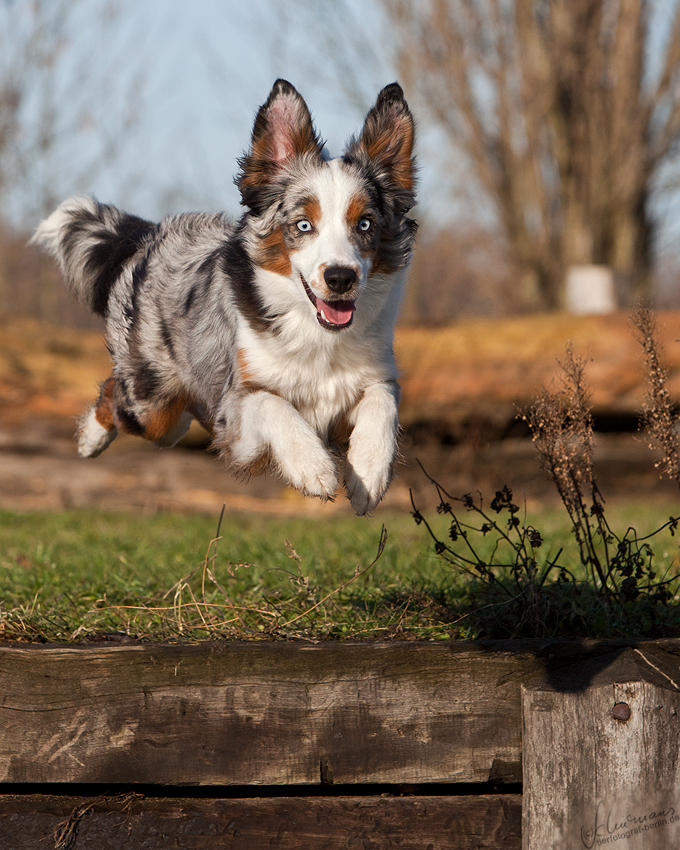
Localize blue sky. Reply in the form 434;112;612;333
12;0;402;224
5;0;680;271
105;0;368;217
4;0;462;231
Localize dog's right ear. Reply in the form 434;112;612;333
236;80;323;209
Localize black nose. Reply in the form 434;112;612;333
324;265;357;295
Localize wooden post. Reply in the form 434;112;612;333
522;646;680;849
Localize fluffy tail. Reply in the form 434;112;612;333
31;195;156;317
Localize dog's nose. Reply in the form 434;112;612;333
324;265;357;295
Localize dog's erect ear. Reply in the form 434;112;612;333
237;80;323;206
347;83;415;192
251;80;321;165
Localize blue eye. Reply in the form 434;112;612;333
358;218;372;232
296;219;313;232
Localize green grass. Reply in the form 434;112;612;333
0;501;678;642
0;509;448;641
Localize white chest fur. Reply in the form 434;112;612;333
237;318;387;435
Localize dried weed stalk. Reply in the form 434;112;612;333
521;345;615;595
412;330;680;638
631;302;680;485
521;341;678;608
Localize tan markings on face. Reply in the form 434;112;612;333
345;191;377;262
345;192;368;230
94;376;116;431
302;197;321;229
257;226;292;275
142;395;188;442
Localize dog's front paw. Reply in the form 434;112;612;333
224;392;339;502
344;451;393;516
230;420;338;500
343;381;399;515
278;442;339;501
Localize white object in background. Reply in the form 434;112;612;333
565;265;616;314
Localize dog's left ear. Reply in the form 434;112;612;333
348;83;416;192
237;80;323;208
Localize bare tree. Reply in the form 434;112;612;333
404;223;517;322
0;0;144;227
0;0;146;324
383;0;680;309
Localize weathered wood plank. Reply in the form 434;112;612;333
1;640;677;786
0;793;522;850
522;646;680;849
0;640;554;786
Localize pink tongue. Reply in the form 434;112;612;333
318;298;355;326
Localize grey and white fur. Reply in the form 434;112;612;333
32;79;417;515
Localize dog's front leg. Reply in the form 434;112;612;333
220;391;338;501
344;380;400;516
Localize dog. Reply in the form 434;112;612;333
32;79;417;515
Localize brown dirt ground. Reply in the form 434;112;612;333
1;313;678;515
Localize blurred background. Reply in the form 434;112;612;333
1;0;680;515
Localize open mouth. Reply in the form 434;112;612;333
301;275;355;331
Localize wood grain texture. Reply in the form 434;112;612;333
522;646;680;849
0;640;561;786
0;793;522;850
1;640;678;787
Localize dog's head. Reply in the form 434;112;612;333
236;80;417;332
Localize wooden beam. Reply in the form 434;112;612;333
0;640;560;786
0;793;522;850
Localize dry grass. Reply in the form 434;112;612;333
396;310;680;427
0;508;458;643
0;315;109;424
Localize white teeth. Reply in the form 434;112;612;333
320;310;328;323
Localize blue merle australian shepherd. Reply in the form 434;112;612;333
33;80;417;515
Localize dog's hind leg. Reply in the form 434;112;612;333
77;376;119;458
152;408;192;448
80;373;192;454
111;379;191;448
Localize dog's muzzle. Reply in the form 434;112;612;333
301;275;356;331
